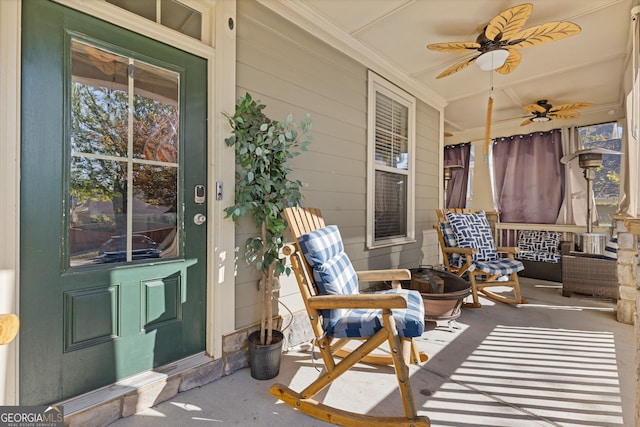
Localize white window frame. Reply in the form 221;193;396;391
366;71;416;248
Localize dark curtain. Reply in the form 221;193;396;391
492;129;565;223
444;143;471;208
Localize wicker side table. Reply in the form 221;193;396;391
561;252;618;301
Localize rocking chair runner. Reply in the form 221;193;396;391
434;209;526;308
269;207;430;427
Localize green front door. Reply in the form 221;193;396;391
20;1;208;405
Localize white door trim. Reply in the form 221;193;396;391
0;0;21;406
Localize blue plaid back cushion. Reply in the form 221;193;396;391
440;221;461;266
298;225;359;297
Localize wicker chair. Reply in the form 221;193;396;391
561;252;618;301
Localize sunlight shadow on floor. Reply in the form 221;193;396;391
422;325;624;426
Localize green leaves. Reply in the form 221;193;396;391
224;93;313;275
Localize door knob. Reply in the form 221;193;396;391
193;213;207;225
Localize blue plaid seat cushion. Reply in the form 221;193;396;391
475;258;524;275
328;288;425;338
445;211;497;262
298;225;424;338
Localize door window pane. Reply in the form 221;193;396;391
133;61;179;161
133;164;178;259
70;158;128;264
69;39;180;266
71;44;129;158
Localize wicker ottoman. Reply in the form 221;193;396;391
561;253;618;301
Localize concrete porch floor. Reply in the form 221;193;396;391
110;277;635;427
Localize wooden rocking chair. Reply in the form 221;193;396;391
269;207;430;427
434;209;526;308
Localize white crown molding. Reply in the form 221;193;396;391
256;0;447;110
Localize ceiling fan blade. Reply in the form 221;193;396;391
426;42;480;52
495;48;521;74
520;118;534;126
523;103;546;114
508;21;581;49
548;111;580;120
485;3;533;42
436;55;478;79
549;102;593;113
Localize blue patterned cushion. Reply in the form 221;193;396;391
445;211;497;262
298;225;359;296
517;230;560;253
298;225;359;328
515;230;562;263
604;236;618;260
298;225;424;339
475;258;524;275
298;225;346;267
517;251;562;263
328;288;425;338
440;222;461;266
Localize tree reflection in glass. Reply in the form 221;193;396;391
69;39;179;266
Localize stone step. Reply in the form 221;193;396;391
59;353;223;427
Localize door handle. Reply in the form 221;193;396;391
193;213;206;225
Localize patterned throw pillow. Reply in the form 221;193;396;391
518;230;560;253
445;211;497;262
298;225;360;330
603;236;618;260
297;225;359;296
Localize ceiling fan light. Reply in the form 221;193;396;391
531;116;551;122
475;49;509;71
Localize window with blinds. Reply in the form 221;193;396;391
367;71;415;247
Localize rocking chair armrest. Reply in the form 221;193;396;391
442;246;476;255
307;294;408;310
355;269;411;283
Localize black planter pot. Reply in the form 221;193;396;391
248;329;284;380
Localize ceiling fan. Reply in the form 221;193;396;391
427;3;581;79
520;100;593;126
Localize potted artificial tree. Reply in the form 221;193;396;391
224;93;312;380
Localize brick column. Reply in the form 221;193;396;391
615;230;637;324
621;218;640;426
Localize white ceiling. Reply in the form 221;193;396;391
260;0;636;142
